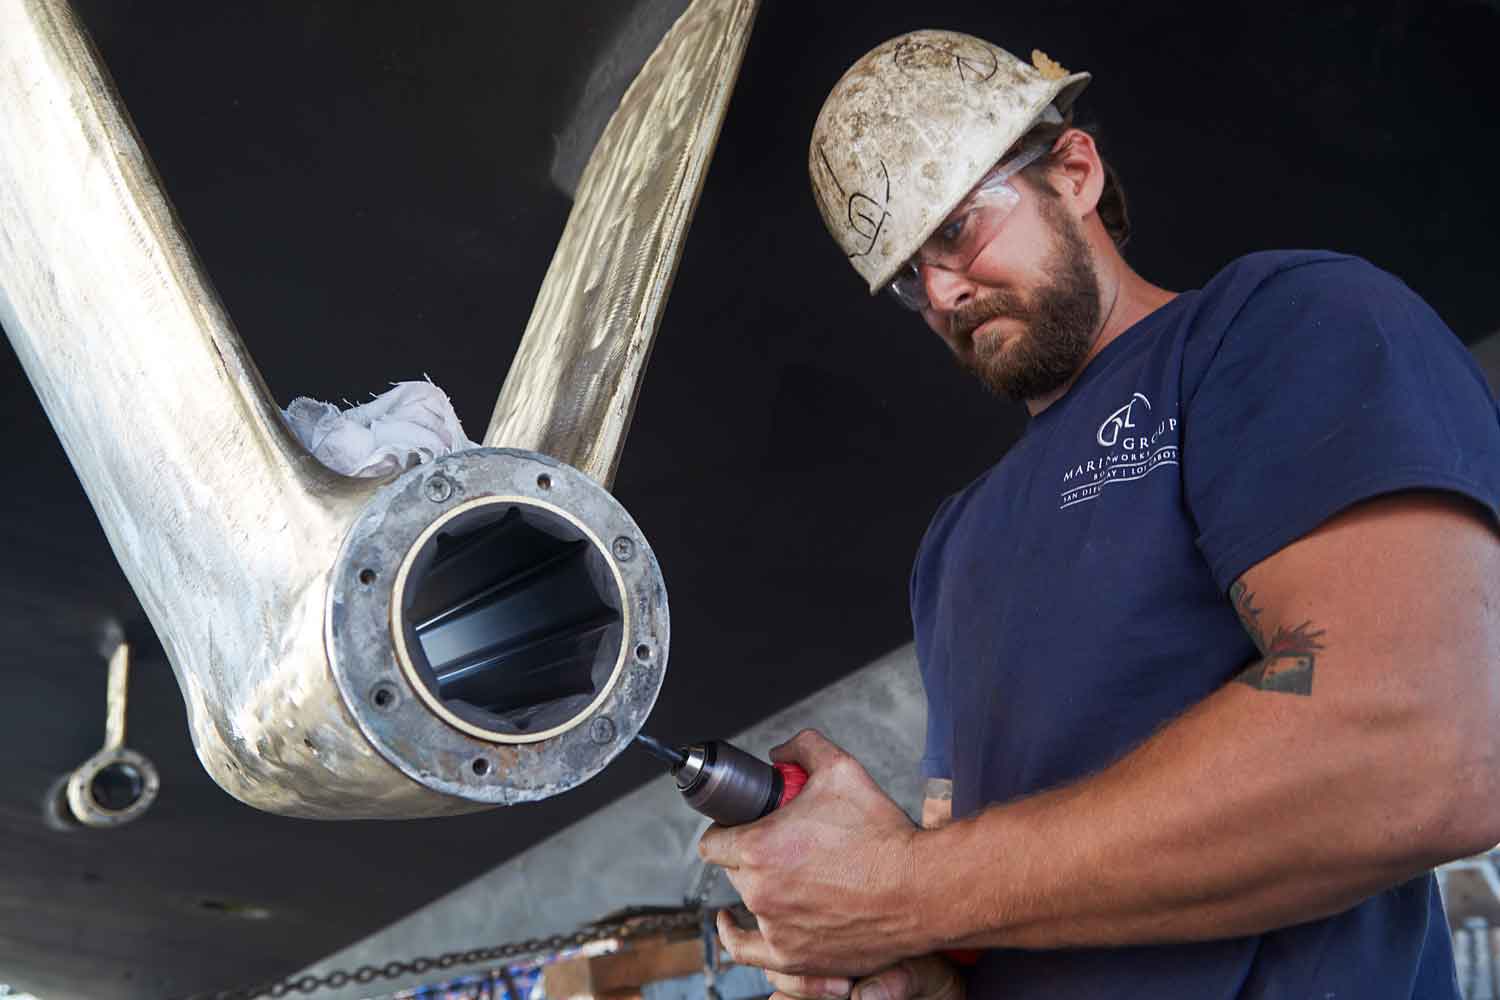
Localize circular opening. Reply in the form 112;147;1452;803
396;499;626;741
536;474;552;490
371;685;396;710
471;758;490;776
89;762;144;812
635;643;652;662
359;568;377;586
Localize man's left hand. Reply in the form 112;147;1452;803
697;729;928;976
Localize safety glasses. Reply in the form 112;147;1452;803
886;144;1048;312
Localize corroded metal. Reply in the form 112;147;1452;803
328;449;667;805
61;642;161;828
484;0;760;487
103;639;130;752
0;0;681;818
0;0;394;817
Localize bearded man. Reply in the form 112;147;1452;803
698;29;1500;1000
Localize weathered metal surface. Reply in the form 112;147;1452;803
328;449;668;805
549;0;693;198
0;0;672;819
56;642;161;828
103;639;130;752
0;0;399;817
484;0;760;487
63;747;159;829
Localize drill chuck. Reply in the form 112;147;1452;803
676;740;785;826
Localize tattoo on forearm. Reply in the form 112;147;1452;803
1228;581;1324;696
1229;581;1267;652
924;778;953;801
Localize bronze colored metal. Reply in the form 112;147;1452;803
0;0;746;817
326;450;668;808
61;642;161;828
484;0;760;487
1;0;389;817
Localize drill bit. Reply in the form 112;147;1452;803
634;731;688;768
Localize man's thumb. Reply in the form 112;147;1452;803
852;957;960;1000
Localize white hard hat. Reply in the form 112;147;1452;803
809;30;1090;294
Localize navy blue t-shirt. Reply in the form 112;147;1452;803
910;251;1500;999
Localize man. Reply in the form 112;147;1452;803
697;29;1500;1000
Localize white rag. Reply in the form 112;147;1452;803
282;380;480;478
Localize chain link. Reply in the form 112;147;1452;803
179;911;707;1000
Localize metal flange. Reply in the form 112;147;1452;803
326;448;669;805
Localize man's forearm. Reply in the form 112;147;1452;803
699;497;1500;978
905;497;1500;953
910;670;1489;952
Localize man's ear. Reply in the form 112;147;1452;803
1048;128;1104;219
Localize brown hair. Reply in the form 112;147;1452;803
1014;115;1131;250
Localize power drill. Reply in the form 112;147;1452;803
635;732;808;826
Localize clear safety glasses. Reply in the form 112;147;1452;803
886;144;1048;312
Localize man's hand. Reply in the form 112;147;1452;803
697;730;927;976
763;956;964;1000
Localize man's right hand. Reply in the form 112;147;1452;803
757;774;965;1000
764;954;964;1000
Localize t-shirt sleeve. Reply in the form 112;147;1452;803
1183;256;1500;592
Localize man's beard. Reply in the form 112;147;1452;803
951;201;1102;401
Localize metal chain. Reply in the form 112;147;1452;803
178;910;706;1000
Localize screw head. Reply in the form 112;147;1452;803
612;536;635;561
425;476;453;503
590;716;617;745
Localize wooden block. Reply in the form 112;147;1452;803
543;936;706;999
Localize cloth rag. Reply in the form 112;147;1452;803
282;380;480;478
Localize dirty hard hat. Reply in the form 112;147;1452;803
809;30;1090;294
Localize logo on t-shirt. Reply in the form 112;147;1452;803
1060;392;1179;509
1097;393;1152;446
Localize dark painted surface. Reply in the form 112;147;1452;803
2;1;1497;996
